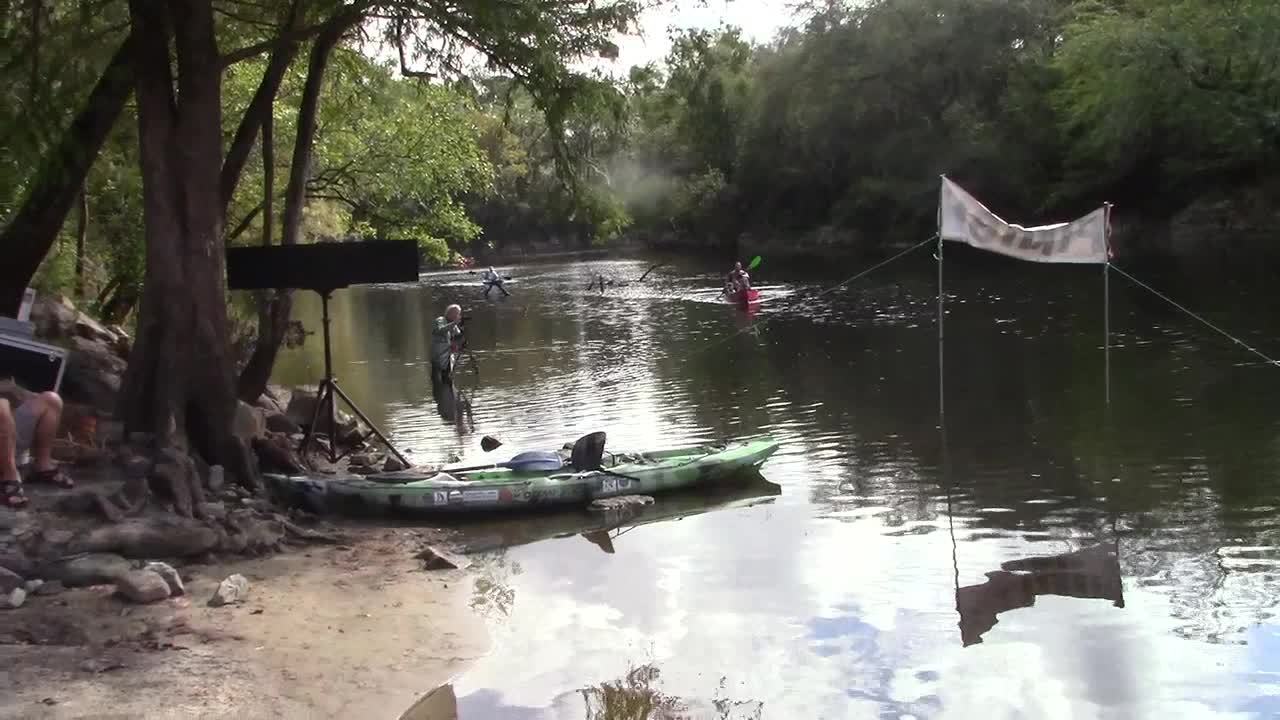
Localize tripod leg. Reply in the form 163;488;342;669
299;379;328;463
330;381;410;467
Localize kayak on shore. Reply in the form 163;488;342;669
265;434;780;517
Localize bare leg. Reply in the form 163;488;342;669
0;399;19;483
28;392;63;473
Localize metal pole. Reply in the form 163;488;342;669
1104;261;1111;407
938;233;945;425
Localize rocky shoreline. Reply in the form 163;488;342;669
1;297;486;718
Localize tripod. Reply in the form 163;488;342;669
299;289;409;468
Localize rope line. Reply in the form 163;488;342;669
1109;265;1280;368
694;234;938;354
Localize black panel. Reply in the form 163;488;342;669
225;240;420;291
0;338;63;393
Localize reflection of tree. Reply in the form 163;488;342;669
469;550;522;619
579;665;763;720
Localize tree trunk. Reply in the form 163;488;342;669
74;185;87;299
0;34;135;316
236;18;352;403
118;0;256;493
219;0;300;215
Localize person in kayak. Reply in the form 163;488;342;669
481;266;509;297
430;304;465;385
726;261;751;295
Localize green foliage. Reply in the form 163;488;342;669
474;0;1280;253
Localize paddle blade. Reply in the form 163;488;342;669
747;255;762;270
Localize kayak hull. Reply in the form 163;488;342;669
728;288;760;306
265;437;780;517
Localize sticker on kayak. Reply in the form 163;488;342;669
600;477;634;494
462;489;500;503
433;491;448;505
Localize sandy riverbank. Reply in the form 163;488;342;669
0;528;488;720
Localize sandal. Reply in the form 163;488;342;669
2;480;28;508
27;466;74;489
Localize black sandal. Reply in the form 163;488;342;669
2;480;27;508
27;467;74;489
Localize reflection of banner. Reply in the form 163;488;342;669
956;543;1124;646
940;177;1109;264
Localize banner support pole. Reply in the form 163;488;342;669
937;178;946;428
1103;202;1113;408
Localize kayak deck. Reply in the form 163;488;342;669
265;437;780;516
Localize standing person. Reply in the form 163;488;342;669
430;304;465;386
481;266;509;297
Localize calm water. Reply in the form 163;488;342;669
271;251;1280;719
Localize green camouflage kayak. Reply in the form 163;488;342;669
265;436;780;516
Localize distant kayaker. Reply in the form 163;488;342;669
481;266;509;297
431;304;464;384
727;261;750;294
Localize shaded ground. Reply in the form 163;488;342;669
0;528;487;719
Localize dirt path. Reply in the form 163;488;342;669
0;528;488;719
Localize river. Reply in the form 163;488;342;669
272;251;1280;719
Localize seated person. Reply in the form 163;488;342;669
1;390;74;508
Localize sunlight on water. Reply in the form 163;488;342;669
273;255;1280;719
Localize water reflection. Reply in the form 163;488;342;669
268;254;1280;717
956;542;1124;647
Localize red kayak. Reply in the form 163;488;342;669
727;287;760;306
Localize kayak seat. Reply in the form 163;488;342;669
504;450;564;472
570;431;607;471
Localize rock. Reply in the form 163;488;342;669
284;389;320;429
233;401;266;443
416;545;470;571
72;313;116;344
106;325;131;357
196;502;227;522
62;336;127;413
264;412;301;435
0;567;23;593
71;517;219;558
1;587;26;609
252;434;304;474
98;420;126;447
46;553;131;587
335;416;362;446
348;453;373;467
588;495;655;512
23;579;43;594
33;580;62;596
120;452;152;479
28;296;73;338
262;385;294;415
0;549;35;578
480;435;503;452
142;562;185;596
116;569;171;604
285;388;355;438
128;432;155;449
0;507;19;531
208;574;249;607
383;456;409;472
207;465;226;492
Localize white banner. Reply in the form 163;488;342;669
939;177;1109;264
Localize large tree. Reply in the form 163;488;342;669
111;0;638;488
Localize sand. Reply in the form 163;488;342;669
0;527;488;720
